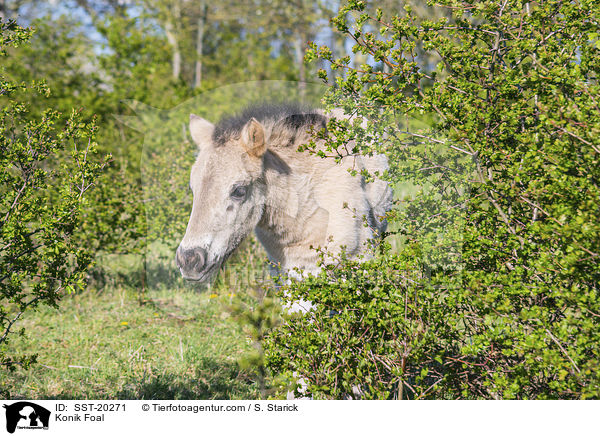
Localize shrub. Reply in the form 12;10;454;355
264;0;600;399
0;20;107;371
266;248;474;399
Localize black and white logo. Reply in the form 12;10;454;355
3;402;50;434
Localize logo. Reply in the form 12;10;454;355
2;402;50;434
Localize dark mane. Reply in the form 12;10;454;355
212;102;327;145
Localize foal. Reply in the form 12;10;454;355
176;103;392;290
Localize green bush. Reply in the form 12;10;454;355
266;247;472;399
265;0;600;399
0;20;107;370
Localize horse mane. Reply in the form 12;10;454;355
212;102;327;148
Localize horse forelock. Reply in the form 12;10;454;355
212;102;327;148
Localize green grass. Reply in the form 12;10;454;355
0;284;260;400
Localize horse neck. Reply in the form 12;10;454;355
255;159;323;271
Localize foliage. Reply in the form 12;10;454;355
266;247;471;400
1;16;101;120
229;284;282;399
265;0;600;399
0;19;108;369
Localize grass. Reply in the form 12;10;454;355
0;283;261;400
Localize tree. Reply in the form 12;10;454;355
265;0;600;399
255;0;333;95
0;19;107;369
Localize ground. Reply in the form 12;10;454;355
1;284;260;400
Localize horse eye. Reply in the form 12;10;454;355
230;185;248;200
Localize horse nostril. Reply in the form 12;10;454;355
190;247;206;270
176;246;206;272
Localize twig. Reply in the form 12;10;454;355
545;328;580;374
557;127;600;154
416;377;444;399
68;365;98;371
40;364;58;370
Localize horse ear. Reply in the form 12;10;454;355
189;114;214;148
241;118;266;158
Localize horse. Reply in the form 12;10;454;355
176;102;392;307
